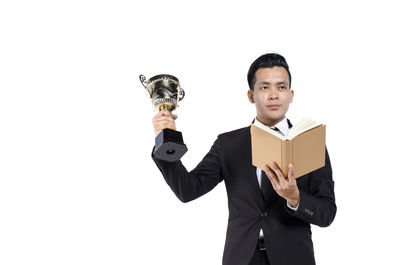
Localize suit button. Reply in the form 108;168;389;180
261;212;268;217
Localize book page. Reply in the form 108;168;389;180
253;122;285;140
287;118;321;140
253;118;323;140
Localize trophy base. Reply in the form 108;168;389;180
154;129;188;162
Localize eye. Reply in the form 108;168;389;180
279;86;287;90
260;86;269;90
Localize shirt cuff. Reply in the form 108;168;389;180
286;201;299;211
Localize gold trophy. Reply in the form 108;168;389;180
140;74;187;162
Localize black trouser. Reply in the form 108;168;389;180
249;238;270;265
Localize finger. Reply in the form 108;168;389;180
156;116;175;123
271;162;287;184
264;167;276;189
266;172;278;191
153;111;165;118
153;118;173;126
154;120;176;130
153;116;176;127
264;165;280;189
153;112;164;123
288;164;296;185
153;119;176;132
159;110;172;117
153;110;172;119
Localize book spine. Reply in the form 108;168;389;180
281;140;293;177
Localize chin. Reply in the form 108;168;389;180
259;115;283;125
265;113;284;121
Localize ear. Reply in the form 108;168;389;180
247;90;255;103
289;89;294;103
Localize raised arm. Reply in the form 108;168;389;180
151;111;223;202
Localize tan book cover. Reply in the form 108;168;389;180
250;121;326;179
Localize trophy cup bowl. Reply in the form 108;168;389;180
140;74;188;162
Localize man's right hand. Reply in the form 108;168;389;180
152;110;178;136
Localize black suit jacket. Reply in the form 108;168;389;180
152;125;336;265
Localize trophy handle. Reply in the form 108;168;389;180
178;87;185;101
139;75;147;88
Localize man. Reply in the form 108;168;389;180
151;53;336;265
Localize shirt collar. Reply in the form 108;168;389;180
254;116;290;137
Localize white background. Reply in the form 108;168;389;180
1;0;399;264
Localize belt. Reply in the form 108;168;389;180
256;237;266;251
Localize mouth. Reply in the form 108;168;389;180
266;104;281;110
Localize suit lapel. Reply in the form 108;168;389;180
242;127;266;205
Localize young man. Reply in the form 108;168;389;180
151;53;336;265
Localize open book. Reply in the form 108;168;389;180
250;118;326;179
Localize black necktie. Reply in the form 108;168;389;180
261;170;270;200
261;126;282;200
272;126;281;134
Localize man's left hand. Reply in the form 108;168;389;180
264;162;300;208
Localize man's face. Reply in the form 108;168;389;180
247;66;294;126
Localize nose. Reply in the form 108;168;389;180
268;87;279;100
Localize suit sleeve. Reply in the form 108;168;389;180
151;135;223;203
285;148;337;227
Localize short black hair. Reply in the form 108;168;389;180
247;53;291;90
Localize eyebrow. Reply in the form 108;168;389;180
258;81;287;86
